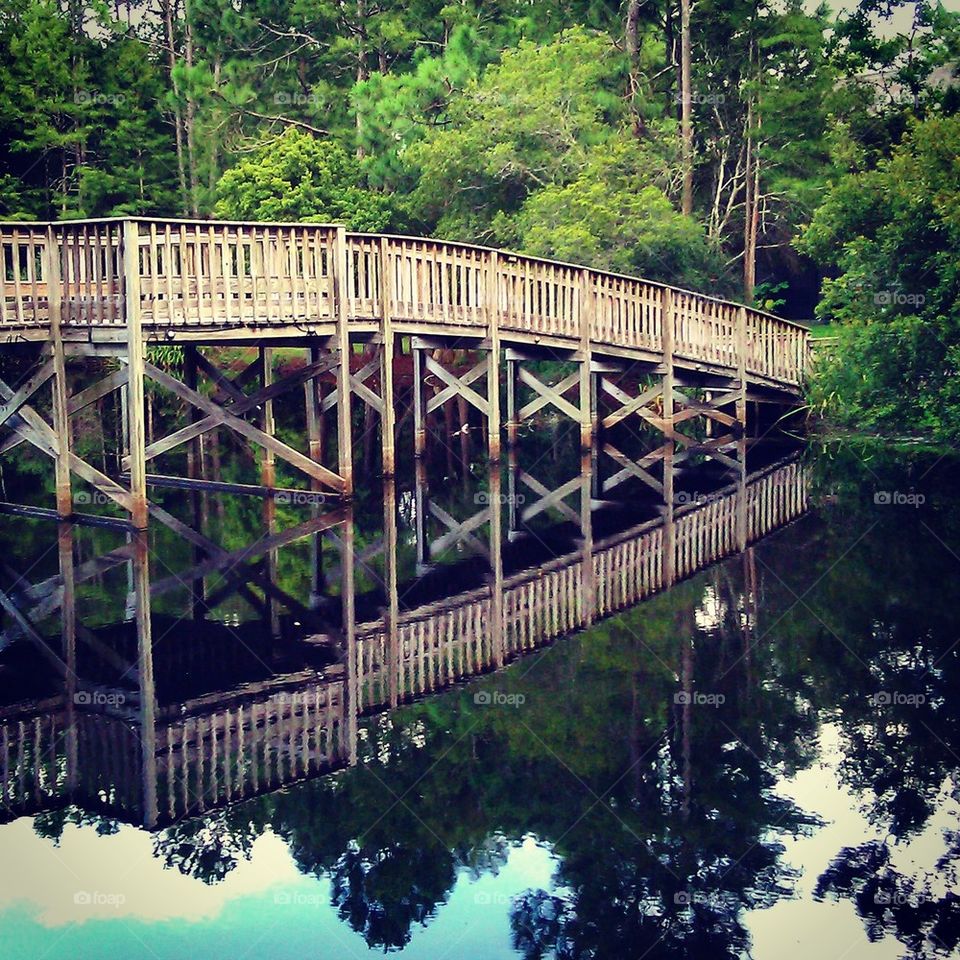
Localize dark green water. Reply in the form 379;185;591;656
1;439;959;960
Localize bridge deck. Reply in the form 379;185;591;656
1;218;807;393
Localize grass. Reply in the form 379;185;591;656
808;323;841;338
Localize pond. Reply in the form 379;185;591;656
0;431;958;960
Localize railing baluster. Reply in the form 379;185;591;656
0;219;806;389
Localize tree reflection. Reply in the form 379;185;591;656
22;443;960;959
766;444;960;958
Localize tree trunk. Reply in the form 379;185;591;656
355;0;368;158
680;0;693;216
625;0;650;137
208;56;221;197
742;98;759;302
665;2;675;108
163;0;189;212
626;0;642;70
184;5;200;216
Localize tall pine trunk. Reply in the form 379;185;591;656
184;3;200;216
680;0;693;215
163;0;189;213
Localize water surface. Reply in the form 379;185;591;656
1;437;958;960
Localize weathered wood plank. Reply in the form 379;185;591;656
143;361;348;492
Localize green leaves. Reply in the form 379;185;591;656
512;135;727;290
214;129;395;230
403;27;628;241
798;114;960;440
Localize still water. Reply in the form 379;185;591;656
0;433;958;960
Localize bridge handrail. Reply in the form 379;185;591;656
0;218;808;387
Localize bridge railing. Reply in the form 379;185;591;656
1;218;807;386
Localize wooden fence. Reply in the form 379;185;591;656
1;219;808;388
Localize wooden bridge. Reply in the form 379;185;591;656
1;218;808;530
0;453;809;828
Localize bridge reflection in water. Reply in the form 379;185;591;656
0;447;808;829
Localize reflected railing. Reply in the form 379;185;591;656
0;450;809;828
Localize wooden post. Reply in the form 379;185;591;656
59;521;77;791
457;393;470;474
505;357;519;446
489;464;504;667
257;347;280;634
305;342;331;610
379;237;397;476
183;347;199;478
341;510;358;766
507;445;519;537
184;347;205;618
132;529;158;828
123;220;149;529
332;226;353;493
662;287;676;587
579;268;594;451
414;458;429;574
662;286;676;449
46;228;71;518
259;346;276;487
736;437;748;552
737;306;748;433
413;345;427;458
263;501;280;638
580;451;595;627
383;479;399;707
305;344;324;479
487;251;502;462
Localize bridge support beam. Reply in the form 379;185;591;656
379;237;397;476
333;227;354;494
410;336;501;464
502;346;593;452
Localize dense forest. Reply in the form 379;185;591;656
0;0;958;436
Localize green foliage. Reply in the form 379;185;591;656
0;0;954;340
404;27;628;241
508;134;727;290
797;114;960;439
354;25;488;188
753;280;789;312
214;129;396;229
0;0;178;217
